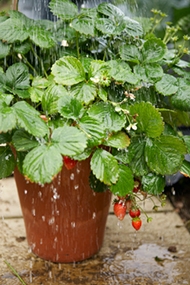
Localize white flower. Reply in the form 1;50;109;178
90;76;100;84
124;91;136;100
61;40;69;47
17;53;22;59
126;122;138;131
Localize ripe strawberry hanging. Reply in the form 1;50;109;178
114;201;127;221
63;156;77;170
129;207;141;218
132;217;142;231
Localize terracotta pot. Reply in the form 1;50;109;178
14;158;112;263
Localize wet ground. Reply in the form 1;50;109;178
0;177;190;285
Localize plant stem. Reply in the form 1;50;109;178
31;45;48;78
76;31;80;59
21;54;38;76
4;260;27;285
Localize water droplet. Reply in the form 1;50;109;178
49;270;52;279
32;209;36;216
40;238;43;244
70;173;75;180
48;217;55;225
24;190;28;194
38;191;42;198
28;247;32;254
71;222;76;228
53;192;60;200
42;215;45;221
74;185;79;190
172;187;175;195
92;212;96;219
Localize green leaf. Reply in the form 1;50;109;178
142;38;166;63
0;18;29;43
0;41;10;59
183;136;190;153
13;101;49;137
119;44;141;63
13;41;31;54
142;173;165;195
134;63;163;82
171;82;190;111
123;16;143;37
42;83;68;115
73;148;92;161
90;148;119;185
31;76;49;88
0;103;16;132
110;164;134;196
8;10;34;25
180;160;190;178
12;130;39;151
23;145;63;183
0;94;13;105
5;63;30;90
71;17;95;36
155;74;178;96
128;136;149;176
78;115;105;146
130;102;164;138
97;2;124;18
29;87;44;103
112;148;129;164
133;86;159;105
58;95;84;120
89;171;108;193
29;76;49;102
51;56;86;85
98;87;107;101
29;26;55;48
89;60;110;82
104;131;130;149
0;146;15;179
145;136;187;175
108;60;138;84
70;81;97;105
95;18;116;35
88;102;126;132
49;0;78;20
51;126;87;156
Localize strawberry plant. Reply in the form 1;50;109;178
0;1;190;227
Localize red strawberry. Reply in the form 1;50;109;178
114;202;127;221
63;156;77;170
129;208;141;218
132;217;142;231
